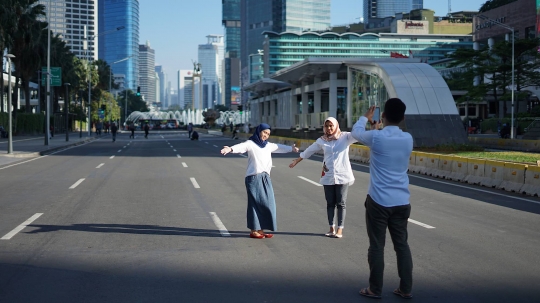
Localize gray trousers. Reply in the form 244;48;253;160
365;195;413;296
323;184;349;228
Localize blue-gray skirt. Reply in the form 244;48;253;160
245;172;277;231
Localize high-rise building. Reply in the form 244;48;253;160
139;41;156;104
39;0;98;60
222;0;241;108
155;65;167;106
364;0;423;28
98;0;140;90
198;35;224;109
240;0;331;86
178;70;194;110
155;72;161;106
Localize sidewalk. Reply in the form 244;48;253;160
0;132;97;167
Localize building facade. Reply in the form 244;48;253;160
39;0;98;60
98;0;139;89
155;65;168;107
198;35;224;109
364;0;423;29
138;42;156;104
178;70;194;110
263;31;473;76
223;0;242;108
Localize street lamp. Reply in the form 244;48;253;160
4;54;15;154
46;0;51;145
477;15;514;139
64;83;70;141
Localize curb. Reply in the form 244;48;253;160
39;137;97;156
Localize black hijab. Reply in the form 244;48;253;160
249;123;271;148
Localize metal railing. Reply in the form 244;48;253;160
524;119;540;132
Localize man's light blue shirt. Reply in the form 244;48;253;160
351;117;413;207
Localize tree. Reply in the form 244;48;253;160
214;104;229;112
0;0;18;113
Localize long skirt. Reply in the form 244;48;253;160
245;172;277;231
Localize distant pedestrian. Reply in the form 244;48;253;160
220;124;299;239
111;123;118;142
190;131;199;140
351;99;414;300
229;122;233;132
50;125;54;138
129;124;135;139
96;121;103;136
232;126;239;139
188;122;193;138
144;123;150;139
221;124;227;133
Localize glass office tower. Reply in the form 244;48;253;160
98;0;140;89
363;0;423;27
223;0;241;108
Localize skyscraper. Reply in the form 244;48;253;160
39;0;98;60
241;0;331;84
98;0;140;89
155;65;167;106
198;35;224;109
363;0;423;27
222;0;241;108
139;41;156;104
178;70;194;110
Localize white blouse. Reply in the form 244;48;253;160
230;140;293;177
299;132;357;185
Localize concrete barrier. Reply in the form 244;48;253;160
433;155;454;179
349;145;364;163
464;159;486;185
424;153;440;177
480;160;505;188
408;151;416;172
520;165;540;196
498;162;527;192
449;157;468;182
410;152;427;174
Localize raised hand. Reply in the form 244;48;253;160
289;157;302;168
292;144;299;153
221;146;232;155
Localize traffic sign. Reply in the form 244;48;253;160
41;67;62;86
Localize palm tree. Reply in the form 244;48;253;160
0;0;18;113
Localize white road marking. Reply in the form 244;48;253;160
205;142;209;144
408;219;436;229
182;162;188;167
239;154;247;157
213;145;218;147
110;155;115;159
190;177;200;189
298;176;322;187
96;163;104;168
117;150;122;153
1;213;43;240
123;146;126;148
173;149;177;152
209;212;230;237
69;178;85;189
177;154;182;158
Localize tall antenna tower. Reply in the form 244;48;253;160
448;0;452;16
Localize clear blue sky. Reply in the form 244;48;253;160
139;0;486;85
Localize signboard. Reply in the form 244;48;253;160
41;67;62;86
231;86;240;105
537;0;540;37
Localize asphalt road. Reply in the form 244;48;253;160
0;130;539;303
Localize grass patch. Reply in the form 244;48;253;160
416;144;484;152
451;151;540;164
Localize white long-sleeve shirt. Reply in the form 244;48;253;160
229;140;293;177
299;132;357;185
351;116;413;207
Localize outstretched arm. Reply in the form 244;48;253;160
289;157;303;168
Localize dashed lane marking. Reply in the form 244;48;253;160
110;155;115;159
298;176;322;187
96;163;104;168
182;162;188;167
408;219;435;229
1;213;43;240
209;212;230;237
69;178;85;189
190;177;200;189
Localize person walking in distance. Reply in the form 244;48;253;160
144;123;150;139
351;98;414;300
289;117;357;238
220;124;299;239
129;124;135;139
111;122;118;142
187;122;193;138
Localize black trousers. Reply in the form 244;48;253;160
365;195;413;296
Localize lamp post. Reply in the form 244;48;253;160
477;15;514;139
79;90;83;138
64;83;70;141
46;0;51;145
110;56;132;126
4;54;15;154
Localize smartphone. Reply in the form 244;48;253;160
373;107;381;124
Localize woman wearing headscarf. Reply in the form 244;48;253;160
221;123;299;239
289;117;357;238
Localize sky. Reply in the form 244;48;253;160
139;0;487;86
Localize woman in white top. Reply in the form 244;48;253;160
221;123;299;239
289;117;357;238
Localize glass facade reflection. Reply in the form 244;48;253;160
223;0;241;108
98;0;140;89
350;68;389;122
364;0;422;25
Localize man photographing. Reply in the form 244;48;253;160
351;98;414;300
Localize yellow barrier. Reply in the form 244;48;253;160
464;159;486;185
410;152;427;174
433;155;454;179
449;156;468;182
480;160;505;188
424;153;440;177
349;145;364;163
520;165;540;196
499;162;527;192
408;151;416;172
